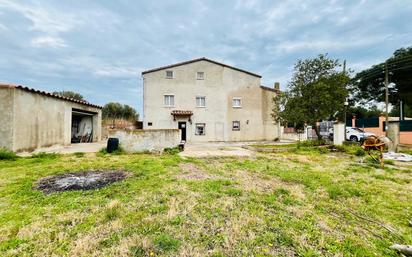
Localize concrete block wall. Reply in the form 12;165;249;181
109;129;180;152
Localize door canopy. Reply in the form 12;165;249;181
171;110;193;123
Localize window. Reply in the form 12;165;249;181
196;96;206;107
195;123;205;135
197;71;204;80
148;122;153;126
166;70;173;79
232;121;240;131
232;97;242;108
164;95;174;107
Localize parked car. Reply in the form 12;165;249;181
346;127;375;142
327;127;375;142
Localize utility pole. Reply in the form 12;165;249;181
385;62;389;136
343;60;347;128
343;60;346;74
400;100;403;121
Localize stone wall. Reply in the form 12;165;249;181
109;129;180;152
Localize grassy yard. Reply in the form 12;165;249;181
0;149;411;256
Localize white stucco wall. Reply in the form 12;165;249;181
0;87;14;150
1;87;102;152
109;129;180;152
143;60;279;142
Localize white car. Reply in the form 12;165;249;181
346;127;375;142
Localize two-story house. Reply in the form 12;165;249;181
142;57;280;142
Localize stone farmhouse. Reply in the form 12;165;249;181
142;57;281;142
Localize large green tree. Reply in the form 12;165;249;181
102;102;139;126
351;46;412;117
273;54;349;139
53;91;85;101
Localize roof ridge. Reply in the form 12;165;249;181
142;57;261;78
0;82;102;109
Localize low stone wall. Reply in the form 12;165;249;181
108;129;180;152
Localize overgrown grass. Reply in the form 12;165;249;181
98;145;125;156
0;148;18;160
0;150;410;256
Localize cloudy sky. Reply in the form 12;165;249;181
0;0;411;114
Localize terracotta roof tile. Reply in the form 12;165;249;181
0;82;102;109
171;110;193;115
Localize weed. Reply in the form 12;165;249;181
318;147;329;154
153;233;180;252
73;152;85;158
130;246;145;257
163;147;181;155
98;146;125;155
31;152;60;159
0;148;18;160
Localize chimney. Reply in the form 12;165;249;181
274;82;280;91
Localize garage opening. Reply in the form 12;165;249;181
71;108;96;143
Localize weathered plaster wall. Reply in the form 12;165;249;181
261;89;280;140
143;60;279;142
11;88;102;152
0;87;14;150
109;129;180;152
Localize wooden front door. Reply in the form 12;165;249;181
178;122;187;141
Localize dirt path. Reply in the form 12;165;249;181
17;141;106;156
179;142;255;157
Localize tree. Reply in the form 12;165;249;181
351;46;412;116
102;102;139;126
122;105;139;121
53;91;85;101
347;105;383;119
273;54;350;139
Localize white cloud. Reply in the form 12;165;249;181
0;0;76;33
273;35;392;54
31;36;67;48
94;67;141;78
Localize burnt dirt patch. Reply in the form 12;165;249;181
36;170;130;194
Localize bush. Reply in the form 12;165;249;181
0;148;18;160
318;147;329;154
332;144;365;156
163;147;181;155
98;146;125;155
355;148;366;156
297;139;326;148
343;141;360;146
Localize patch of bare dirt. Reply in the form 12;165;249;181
36;170;130;194
177;163;217;180
232;169;306;199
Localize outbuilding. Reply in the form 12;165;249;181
0;83;102;152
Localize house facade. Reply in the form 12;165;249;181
142;58;280;142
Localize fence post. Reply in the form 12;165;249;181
387;121;400;152
333;122;345;145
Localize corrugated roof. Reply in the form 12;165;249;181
0;82;102;109
142;57;262;78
